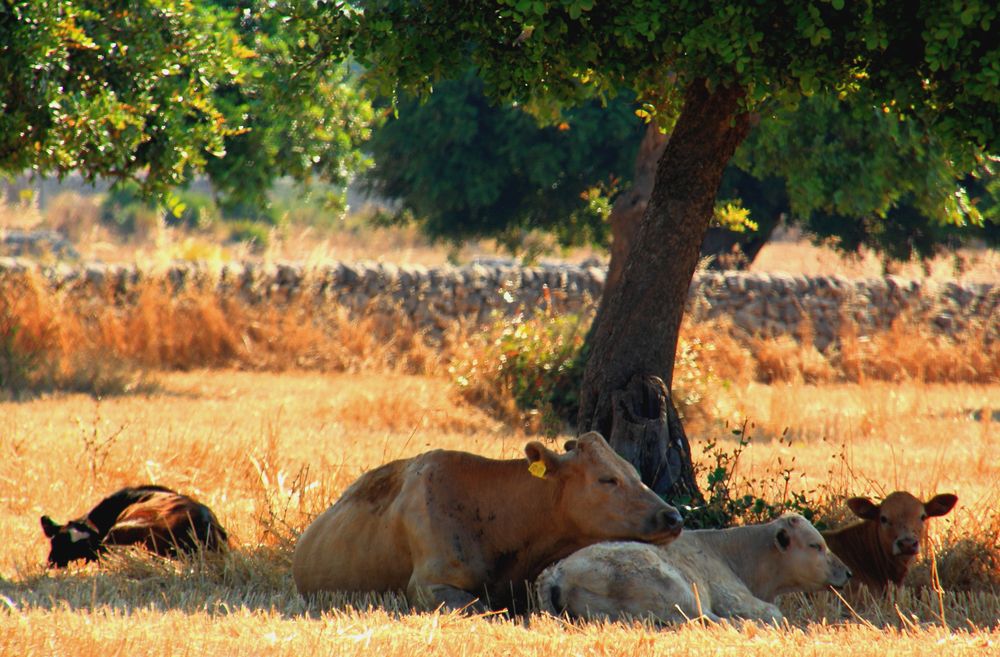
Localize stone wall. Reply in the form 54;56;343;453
1;257;996;348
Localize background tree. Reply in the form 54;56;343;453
361;71;642;256
1;0;242;196
1;1;375;218
301;1;999;503
362;69;997;279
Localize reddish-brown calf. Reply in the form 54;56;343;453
821;491;957;590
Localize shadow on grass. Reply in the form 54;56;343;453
0;545;412;620
4;545;1000;630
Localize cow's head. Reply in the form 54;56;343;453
524;431;682;544
772;513;851;592
847;491;957;561
40;515;102;568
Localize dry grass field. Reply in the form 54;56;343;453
2;207;1000;653
2;370;999;654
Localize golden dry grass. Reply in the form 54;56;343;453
2;369;1000;655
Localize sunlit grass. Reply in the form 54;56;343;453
2;368;999;655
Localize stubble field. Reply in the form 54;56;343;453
1;369;999;655
1;234;999;655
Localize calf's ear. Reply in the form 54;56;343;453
40;516;60;538
563;439;579;452
775;528;792;551
846;497;880;521
525;441;562;477
924;494;958;517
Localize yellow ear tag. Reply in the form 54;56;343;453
528;461;547;479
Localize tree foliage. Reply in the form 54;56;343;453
0;1;374;213
318;1;998;150
201;0;375;220
733;93;1000;261
1;1;242;193
362;72;641;249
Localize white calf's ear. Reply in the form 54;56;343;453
775;528;791;551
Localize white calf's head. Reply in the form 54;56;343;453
772;513;851;593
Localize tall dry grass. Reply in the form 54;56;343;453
0;273;444;397
0;275;1000;402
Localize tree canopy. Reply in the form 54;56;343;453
323;1;998;150
362;71;642;251
0;0;374;213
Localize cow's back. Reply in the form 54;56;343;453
293;457;415;595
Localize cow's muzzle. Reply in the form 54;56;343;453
650;507;684;538
894;537;920;556
829;564;852;589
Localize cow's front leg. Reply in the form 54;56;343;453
407;562;488;613
714;591;783;624
407;579;485;612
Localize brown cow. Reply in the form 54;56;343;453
292;432;683;612
537;513;850;624
822;491;958;590
40;485;229;568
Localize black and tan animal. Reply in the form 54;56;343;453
40;485;228;567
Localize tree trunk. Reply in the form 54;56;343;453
605;124;668;296
608;374;696;500
579;79;751;504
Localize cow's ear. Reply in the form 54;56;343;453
576;431;608;448
925;494;958;517
525;441;561;477
40;516;60;538
563;439;579;452
775;528;792;551
846;497;880;521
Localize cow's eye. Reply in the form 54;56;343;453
920;514;927;521
598;477;619;486
880;516;888;524
809;543;823;552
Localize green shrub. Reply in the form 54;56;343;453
679;421;826;529
452;297;589;435
226;220;271;251
451;292;724;435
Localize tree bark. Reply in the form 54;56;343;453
605;124;668;297
608;374;698;501
579;79;751;504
